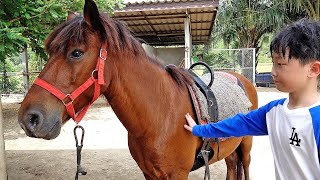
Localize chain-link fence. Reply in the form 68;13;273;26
0;72;23;95
192;48;256;83
0;72;39;96
208;48;255;83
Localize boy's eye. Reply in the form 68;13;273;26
278;63;287;66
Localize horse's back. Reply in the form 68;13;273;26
225;71;258;110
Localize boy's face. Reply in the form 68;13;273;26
271;51;311;93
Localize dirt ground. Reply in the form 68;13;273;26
2;87;286;180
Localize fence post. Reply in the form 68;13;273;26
22;46;29;96
0;96;8;179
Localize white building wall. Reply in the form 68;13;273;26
142;44;184;66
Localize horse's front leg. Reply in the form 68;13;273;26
127;134;190;180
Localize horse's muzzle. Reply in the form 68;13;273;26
18;109;62;140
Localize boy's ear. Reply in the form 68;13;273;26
309;61;320;78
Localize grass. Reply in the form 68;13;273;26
256;63;272;73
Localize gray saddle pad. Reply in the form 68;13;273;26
192;72;252;121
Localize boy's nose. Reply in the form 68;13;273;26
271;66;277;77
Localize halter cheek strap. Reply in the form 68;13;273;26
33;45;107;123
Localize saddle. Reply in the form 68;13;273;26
186;62;218;179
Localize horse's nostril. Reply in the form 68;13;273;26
29;114;39;129
26;112;43;132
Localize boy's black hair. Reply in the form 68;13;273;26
270;19;320;64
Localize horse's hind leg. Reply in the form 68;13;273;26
239;136;252;180
225;151;238;180
225;137;252;180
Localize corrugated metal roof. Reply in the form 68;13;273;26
113;0;219;46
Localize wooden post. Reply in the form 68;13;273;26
21;46;29;96
0;96;7;179
184;12;192;68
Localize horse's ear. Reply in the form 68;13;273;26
67;11;79;21
83;0;106;39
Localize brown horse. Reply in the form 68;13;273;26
18;0;258;179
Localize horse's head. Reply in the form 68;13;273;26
18;0;110;139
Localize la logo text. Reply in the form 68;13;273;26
289;127;301;147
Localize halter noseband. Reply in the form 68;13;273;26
33;45;107;123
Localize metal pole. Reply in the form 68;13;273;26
184;11;192;68
252;48;256;85
0;96;8;179
22;46;29;96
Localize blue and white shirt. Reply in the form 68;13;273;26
192;98;320;180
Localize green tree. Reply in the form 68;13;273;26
281;0;320;20
211;0;290;68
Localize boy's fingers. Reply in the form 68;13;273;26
185;114;195;126
184;124;192;132
184;113;196;133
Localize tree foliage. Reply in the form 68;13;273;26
212;1;289;62
280;0;320;20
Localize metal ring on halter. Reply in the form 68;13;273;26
91;70;98;79
62;94;73;105
100;49;107;60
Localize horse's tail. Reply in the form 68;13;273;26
236;146;244;180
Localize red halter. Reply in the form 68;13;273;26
33;45;107;123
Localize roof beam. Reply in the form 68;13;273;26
138;11;163;43
114;10;216;21
141;37;209;46
127;20;215;27
116;0;219;12
134;29;211;37
145;40;207;46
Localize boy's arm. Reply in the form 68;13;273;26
185;103;270;138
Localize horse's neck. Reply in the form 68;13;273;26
104;55;179;137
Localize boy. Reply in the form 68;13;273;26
184;19;320;180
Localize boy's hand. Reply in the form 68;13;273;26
184;113;196;132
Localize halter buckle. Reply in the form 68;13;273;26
62;94;73;105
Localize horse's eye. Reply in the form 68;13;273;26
70;50;84;59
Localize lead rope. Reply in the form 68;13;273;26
200;138;215;180
74;125;87;180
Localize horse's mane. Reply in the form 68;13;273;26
165;65;193;88
45;13;145;57
44;12;193;88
